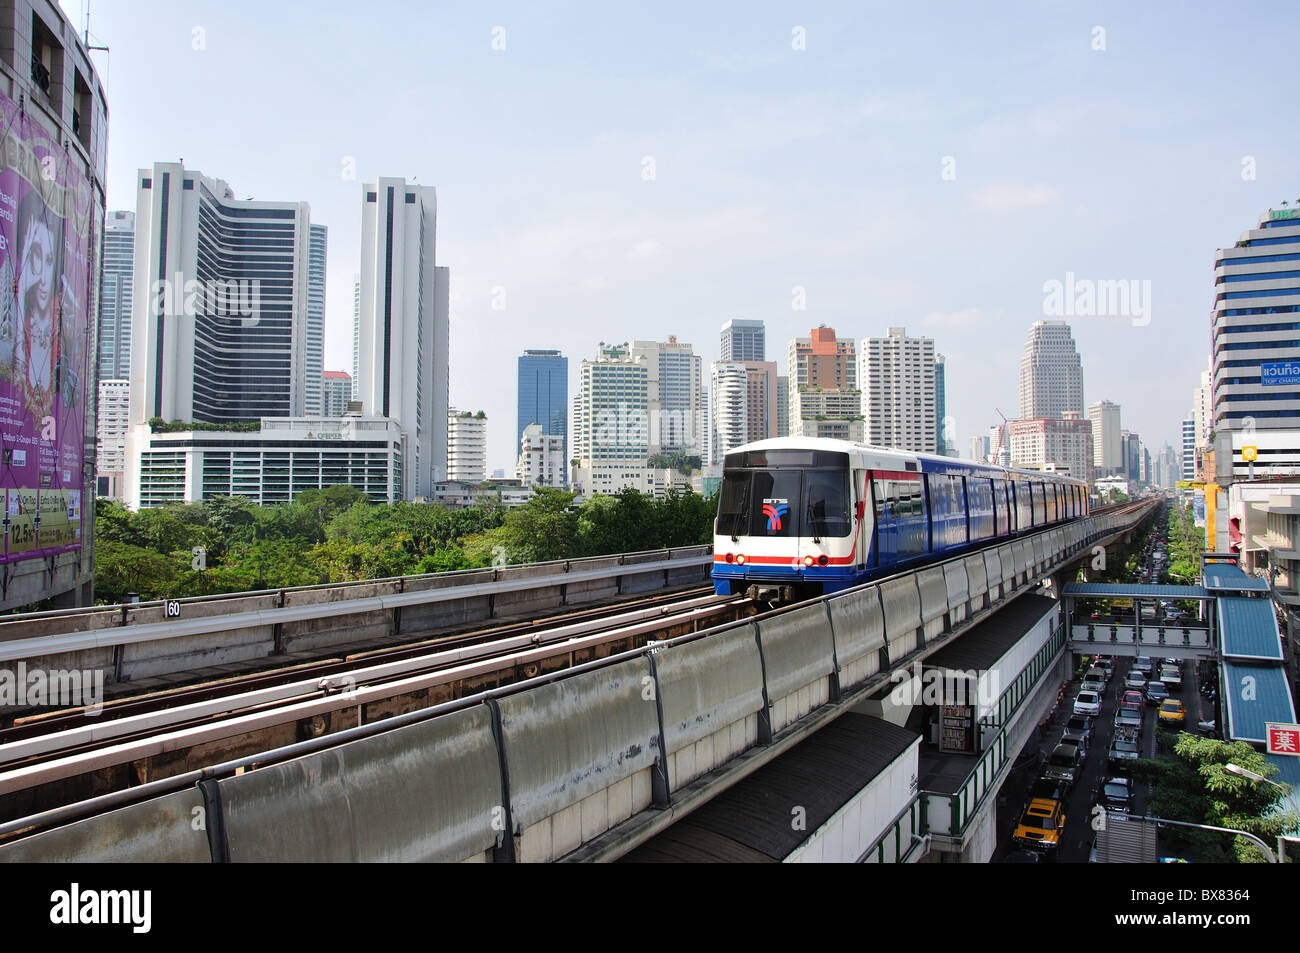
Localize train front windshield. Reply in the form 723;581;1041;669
717;450;852;539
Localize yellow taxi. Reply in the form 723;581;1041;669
1012;797;1066;851
1158;698;1186;724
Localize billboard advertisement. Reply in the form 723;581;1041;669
1260;361;1300;387
0;92;93;564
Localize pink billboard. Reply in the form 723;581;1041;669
0;92;94;563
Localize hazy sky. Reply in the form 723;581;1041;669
62;0;1300;471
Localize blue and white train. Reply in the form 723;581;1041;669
712;437;1090;597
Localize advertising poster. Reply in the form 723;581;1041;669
0;92;93;563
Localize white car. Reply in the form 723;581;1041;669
1074;690;1103;717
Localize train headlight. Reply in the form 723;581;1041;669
724;553;734;564
803;555;815;567
735;554;746;565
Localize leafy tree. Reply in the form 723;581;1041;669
94;540;180;603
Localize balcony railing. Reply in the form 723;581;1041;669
30;53;50;94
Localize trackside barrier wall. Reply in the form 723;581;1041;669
826;587;886;691
998;544;1016;591
217;704;504;862
498;657;660;863
655;622;765;790
0;787;208;862
944;561;970;627
916;567;948;643
964;554;988;615
880;576;922;660
983;549;1003;602
755;604;837;735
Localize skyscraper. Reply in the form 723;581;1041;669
860;327;936;453
355;178;450;496
789;326;862;441
776;375;789;437
720;318;765;362
1019;321;1084;420
517;349;568;455
97;210;135;381
632;337;704;456
1088;400;1122;474
575;342;649;470
1009;412;1094;482
304;224;327;415
1213;207;1300;435
1182;417;1196;482
710;362;748;464
935;353;948;455
322;370;352;416
351;273;361;399
129;163;312;425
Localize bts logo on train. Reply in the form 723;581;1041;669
713;437;1089;598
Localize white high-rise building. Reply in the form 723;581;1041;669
970;434;990;463
1009;411;1094;482
517;423;567;488
1193;362;1212;451
1019;320;1084;420
304;224;327;415
711;362;749;464
632;337;704;457
97;210;135;381
355;178;450;497
128;163;312;426
860;326;937;453
447;410;488;483
1088;400;1122;474
351;273;361;399
572;343;651;496
96;379;131;500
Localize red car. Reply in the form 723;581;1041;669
1120;690;1145;710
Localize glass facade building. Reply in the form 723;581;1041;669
517;349;568;456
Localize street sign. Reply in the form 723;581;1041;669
1242;445;1258;462
1266;723;1300;756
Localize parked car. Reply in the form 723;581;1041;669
1159;665;1182;690
1146;681;1170;705
1158;699;1186;724
1074;691;1103;717
1043;743;1083;785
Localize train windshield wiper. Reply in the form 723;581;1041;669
731;480;751;542
807;501;821;543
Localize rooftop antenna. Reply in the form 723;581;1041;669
83;1;110;53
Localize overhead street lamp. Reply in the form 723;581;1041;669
1225;762;1299;863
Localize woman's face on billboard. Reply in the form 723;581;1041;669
25;218;54;317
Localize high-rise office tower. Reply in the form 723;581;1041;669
710;362;749;464
97;210;135;381
860;327;936;453
447;409;488;483
517;349;568;455
776;375;789;437
1019;320;1084;420
970;434;990;463
1213;207;1300;435
935;353;948;455
576;343;649;467
1193;362;1212;450
322;371;352;416
1088;400;1122;474
742;361;779;444
789;326;862;441
720;318;765;362
1181;417;1196;482
129;163;312;426
355;178;450;496
632;337;704;456
304;224;327;415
